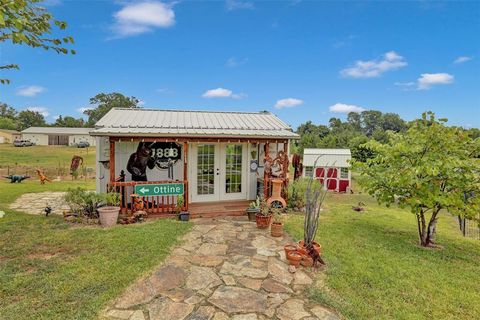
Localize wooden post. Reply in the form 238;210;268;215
109;138;115;185
184;141;189;210
264;142;269;199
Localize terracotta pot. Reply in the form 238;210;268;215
286;251;302;267
299;240;322;254
301;255;314;267
284;244;298;258
271;222;283;237
98;206;120;228
255;213;272;229
246;208;259;222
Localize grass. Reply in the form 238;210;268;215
0;144;96;176
0;179;191;319
284;192;480;320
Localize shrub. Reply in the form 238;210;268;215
64;187;104;219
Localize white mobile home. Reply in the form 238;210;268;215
21;127;95;146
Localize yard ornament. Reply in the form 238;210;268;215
127;143;155;181
36;169;52;184
4;175;30;183
70;155;84;175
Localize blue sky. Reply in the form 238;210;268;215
1;0;479;129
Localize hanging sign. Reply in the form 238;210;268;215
147;142;182;170
134;183;184;196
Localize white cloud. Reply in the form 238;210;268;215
112;1;175;37
329;103;365;114
26;107;50;118
340;51;407;78
453;56;472;64
226;0;254;11
202;87;245;99
77;107;93;114
138;99;146;106
16;85;45;97
417;73;454;90
274;98;304;109
226;57;248;67
53;115;61;121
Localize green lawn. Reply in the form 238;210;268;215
0;144;96;177
0;179;191;319
284;192;480;320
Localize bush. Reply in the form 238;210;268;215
286;178;321;211
64;187;105;218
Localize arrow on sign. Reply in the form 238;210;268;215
139;187;150;194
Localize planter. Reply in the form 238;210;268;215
284;244;298;258
246;208;259;222
301;255;314;267
299;240;322;255
179;211;190;221
98;206;120;228
271;221;284;237
286;251;302;267
255;213;272;229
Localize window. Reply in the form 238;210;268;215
340;167;349;179
225;144;242;193
304;166;313;177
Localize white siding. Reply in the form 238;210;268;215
22;133;48;145
68;134;96;146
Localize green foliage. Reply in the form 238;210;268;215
16;109;46;130
0;116;17;130
54;115;85;127
248;196;261;209
64;187;104;218
104;192;121;207
83;92;141;126
355;112;480;246
0;103;17;119
0;0;75;84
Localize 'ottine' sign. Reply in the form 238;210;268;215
134;183;184;196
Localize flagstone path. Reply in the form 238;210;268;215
10;192;68;215
102;217;340;320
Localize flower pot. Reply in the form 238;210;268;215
299;240;321;254
179;211;190;221
246;208;259;222
255;213;272;229
98;206;120;228
284;244;298;258
271;221;283;237
301;255;314;267
286;251;302;267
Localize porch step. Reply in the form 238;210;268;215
190;209;246;219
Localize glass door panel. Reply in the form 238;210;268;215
225;144;243;194
197;144;216;196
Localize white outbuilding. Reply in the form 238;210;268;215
21;127;95;146
303;148;352;192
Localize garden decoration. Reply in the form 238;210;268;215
352;202;365;212
126;143;155;181
267;178;287;209
177;195;190;221
292;153;303;181
270;208;284;237
4;174;30;183
98;192;121;228
36;169;52;184
131;194;145;212
44;204;52;217
70;155;83;177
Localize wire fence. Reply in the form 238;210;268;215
0;164;95;181
464;215;480;240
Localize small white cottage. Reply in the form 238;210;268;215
303;148;352;192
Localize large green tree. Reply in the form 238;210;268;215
0;0;75;84
54;115;84;127
17;109;46;130
83;92;141;127
356;112;480;247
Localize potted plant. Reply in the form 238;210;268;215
98;192;121;228
177;195;189;221
255;197;272;229
270;208;284;237
246;197;261;221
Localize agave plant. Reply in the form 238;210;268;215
303;156;330;266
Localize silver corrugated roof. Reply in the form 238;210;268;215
303;148;352;167
91;108;299;139
22;127;92;135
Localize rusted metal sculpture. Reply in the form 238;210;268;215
4;175;30;183
264;149;289;208
70;155;83;175
292;153;303;181
36;169;52;184
127;143;155;181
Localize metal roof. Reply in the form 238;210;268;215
91;108;299;139
303;148;352;167
22;127;92;135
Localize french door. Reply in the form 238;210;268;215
190;143;247;202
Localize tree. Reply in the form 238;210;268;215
355;112;480;247
83;92;141;127
361;110;383;136
0;0;75;84
54;115;84;127
17;110;46;130
0;103;17;118
0;116;17;130
381;112;406;132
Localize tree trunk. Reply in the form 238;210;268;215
416;208;441;247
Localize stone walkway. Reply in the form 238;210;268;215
10;192;68;215
102;217;340;320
